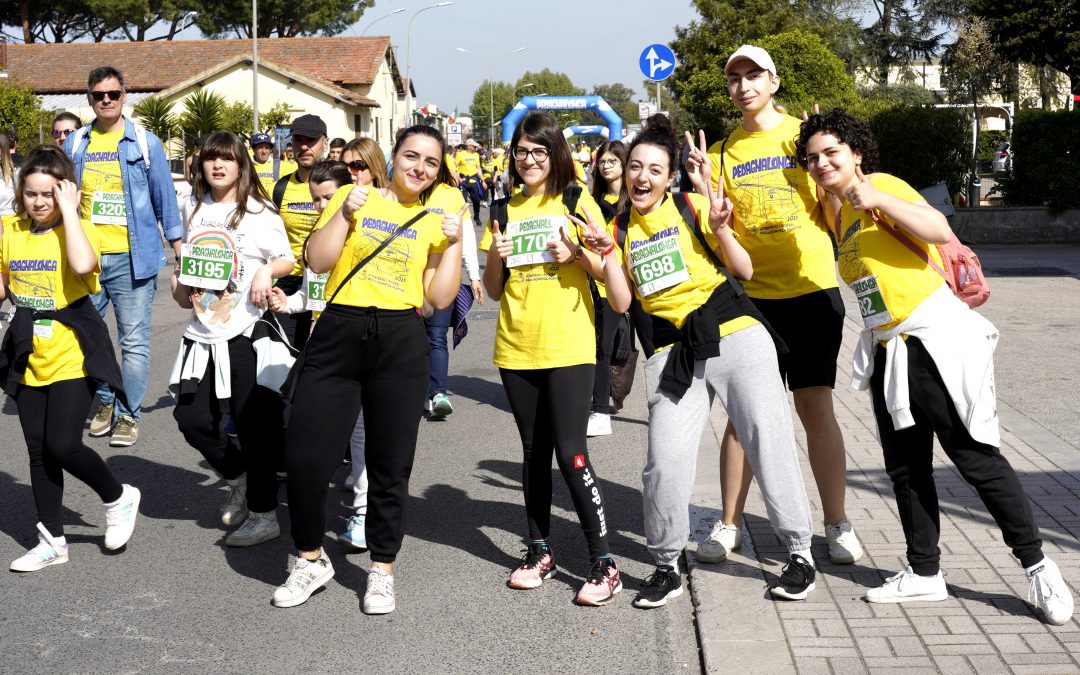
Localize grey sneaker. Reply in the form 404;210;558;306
89;402;116;437
221;476;249;527
225;511;280;547
109;415;139;447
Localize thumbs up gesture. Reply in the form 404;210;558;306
844;165;880;212
491;220;513;259
547;224;581;264
442;203;467;244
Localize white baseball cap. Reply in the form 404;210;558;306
724;45;777;76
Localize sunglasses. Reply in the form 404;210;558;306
90;90;124;102
346;159;369;173
51;129;75;140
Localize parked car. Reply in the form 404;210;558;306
992;142;1012;173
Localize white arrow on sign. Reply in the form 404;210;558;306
645;47;673;79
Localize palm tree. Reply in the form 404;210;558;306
179;89;225;148
133;96;179;143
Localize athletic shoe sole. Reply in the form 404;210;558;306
272;566;335;608
88;425;115;438
432;402;453;417
363;599;396;615
695;547;737;564
769;581;816;601
828;550;863;565
577;581;623;606
10;554;69;573
109;437;137;448
225;528;280;547
865;590;948;604
338;533;367;553
632;583;683;609
507;567;557;590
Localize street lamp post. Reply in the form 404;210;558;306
358;7;405;35
456;46;526;148
252;0;258;132
514;82;535;100
406;2;454;123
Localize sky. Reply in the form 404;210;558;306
346;0;702;114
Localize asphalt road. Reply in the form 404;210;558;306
0;214;701;674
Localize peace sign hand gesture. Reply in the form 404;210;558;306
704;162;734;236
844;165;881;212
683;130;713;197
569;206;613;254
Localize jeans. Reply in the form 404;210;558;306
91;252;157;420
425;304;452;397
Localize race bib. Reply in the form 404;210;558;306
91;191;127;225
505;216;565;268
32;319;53;339
628;233;691;297
13;293;56;311
178;243;234;291
851;274;893;329
304;269;329;312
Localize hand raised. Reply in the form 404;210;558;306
442;203;467;244
683;130;713;196
569;206;613;253
491;220;513;259
547;225;578;264
844;164;880;212
341;185;369;221
53;179;82;214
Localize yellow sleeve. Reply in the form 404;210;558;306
312;185;354;233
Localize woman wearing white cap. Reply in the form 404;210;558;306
688;45;865;568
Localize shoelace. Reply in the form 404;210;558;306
368;572;393;597
1028;569;1060;605
518;547;548;570
115;418;135;435
284;559;323;590
780;556;812;585
585;559;613;585
642;568;673;591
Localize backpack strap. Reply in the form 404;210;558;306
70;120;151;171
673;191;744;297
613;210;630;250
272;174;291;211
561;183;583;221
870;209;949;280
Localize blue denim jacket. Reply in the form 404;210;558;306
66;117;183;280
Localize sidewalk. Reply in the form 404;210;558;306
686;268;1080;673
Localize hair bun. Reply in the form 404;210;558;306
642;113;675;140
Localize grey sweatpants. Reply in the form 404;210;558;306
642;323;814;566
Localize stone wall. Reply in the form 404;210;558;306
951;207;1080;244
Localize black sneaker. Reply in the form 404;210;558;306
632;564;683;608
769;554;816;600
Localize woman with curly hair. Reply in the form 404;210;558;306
796;108;1073;625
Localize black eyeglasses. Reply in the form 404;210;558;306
512;146;549;162
346;159;369;173
90;90;124;102
51;129;75;139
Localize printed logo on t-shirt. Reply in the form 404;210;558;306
9;258;59;310
729;155;802;233
185;229;241;327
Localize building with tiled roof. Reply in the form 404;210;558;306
3;36;411;153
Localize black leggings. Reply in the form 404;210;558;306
871;337;1042;575
15;378;123;537
284;305;429;563
500;364;610;560
173;335;285;513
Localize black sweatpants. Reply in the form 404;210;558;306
284;305;429;563
871;337;1042;575
173;335;285;513
500;364;610;561
15;377;123;537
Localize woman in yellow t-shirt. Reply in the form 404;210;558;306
0;145;139;572
796;109;1073;623
482;112;621;607
272;125;464;616
585;114;815;607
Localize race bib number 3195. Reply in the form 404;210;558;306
505;216;565;268
178;243;234;291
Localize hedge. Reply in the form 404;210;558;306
867;106;972;195
1002;109;1080;211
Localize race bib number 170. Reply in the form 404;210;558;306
505;216;565;268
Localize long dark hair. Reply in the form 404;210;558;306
391;125;451;204
508;112;576;198
14;145;77;220
590;140;628;216
189;131;274;230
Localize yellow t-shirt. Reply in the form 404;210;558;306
455;150;481;177
1;217;102;386
279;159;298;177
621;193;757;344
79;127;129;254
316;187;447;310
253;160;277;196
708;115;837;299
836;173;944;331
278;172;319;276
574;161;587;182
492;189;603;370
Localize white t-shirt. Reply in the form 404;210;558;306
180;194;294;343
0;169;17;216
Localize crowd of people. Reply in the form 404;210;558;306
0;47;1073;626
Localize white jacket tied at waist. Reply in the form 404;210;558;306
851;284;1000;447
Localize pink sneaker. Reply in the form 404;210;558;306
508;543;556;589
576;557;622;606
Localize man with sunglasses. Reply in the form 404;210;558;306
64;65;183;448
52;113;81;148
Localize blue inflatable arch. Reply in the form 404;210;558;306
501;96;623;144
564;125;609;139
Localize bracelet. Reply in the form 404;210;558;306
601;242;616;257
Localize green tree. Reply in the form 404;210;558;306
675;30;858;133
513;70;584;128
0;81;52;151
468;80;517;142
179;89;225;145
3;0;204;42
860;1;948;93
196;0;373;38
133;96;179;141
972;0;1079;98
219;100;254;139
259;101;293;135
581;83;640;127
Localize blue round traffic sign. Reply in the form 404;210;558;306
639;44;677;82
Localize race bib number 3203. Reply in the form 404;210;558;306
505;216;565;268
178;243;234;291
628;234;690;297
90;191;127;225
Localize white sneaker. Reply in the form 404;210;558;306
10;523;69;572
1028;557;1074;626
586;412;612;437
363;568;396;614
103;484;141;550
825;520;864;564
865;566;948;603
225;511;280;547
696;522;742;563
221;476;248;527
273;551;335;608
